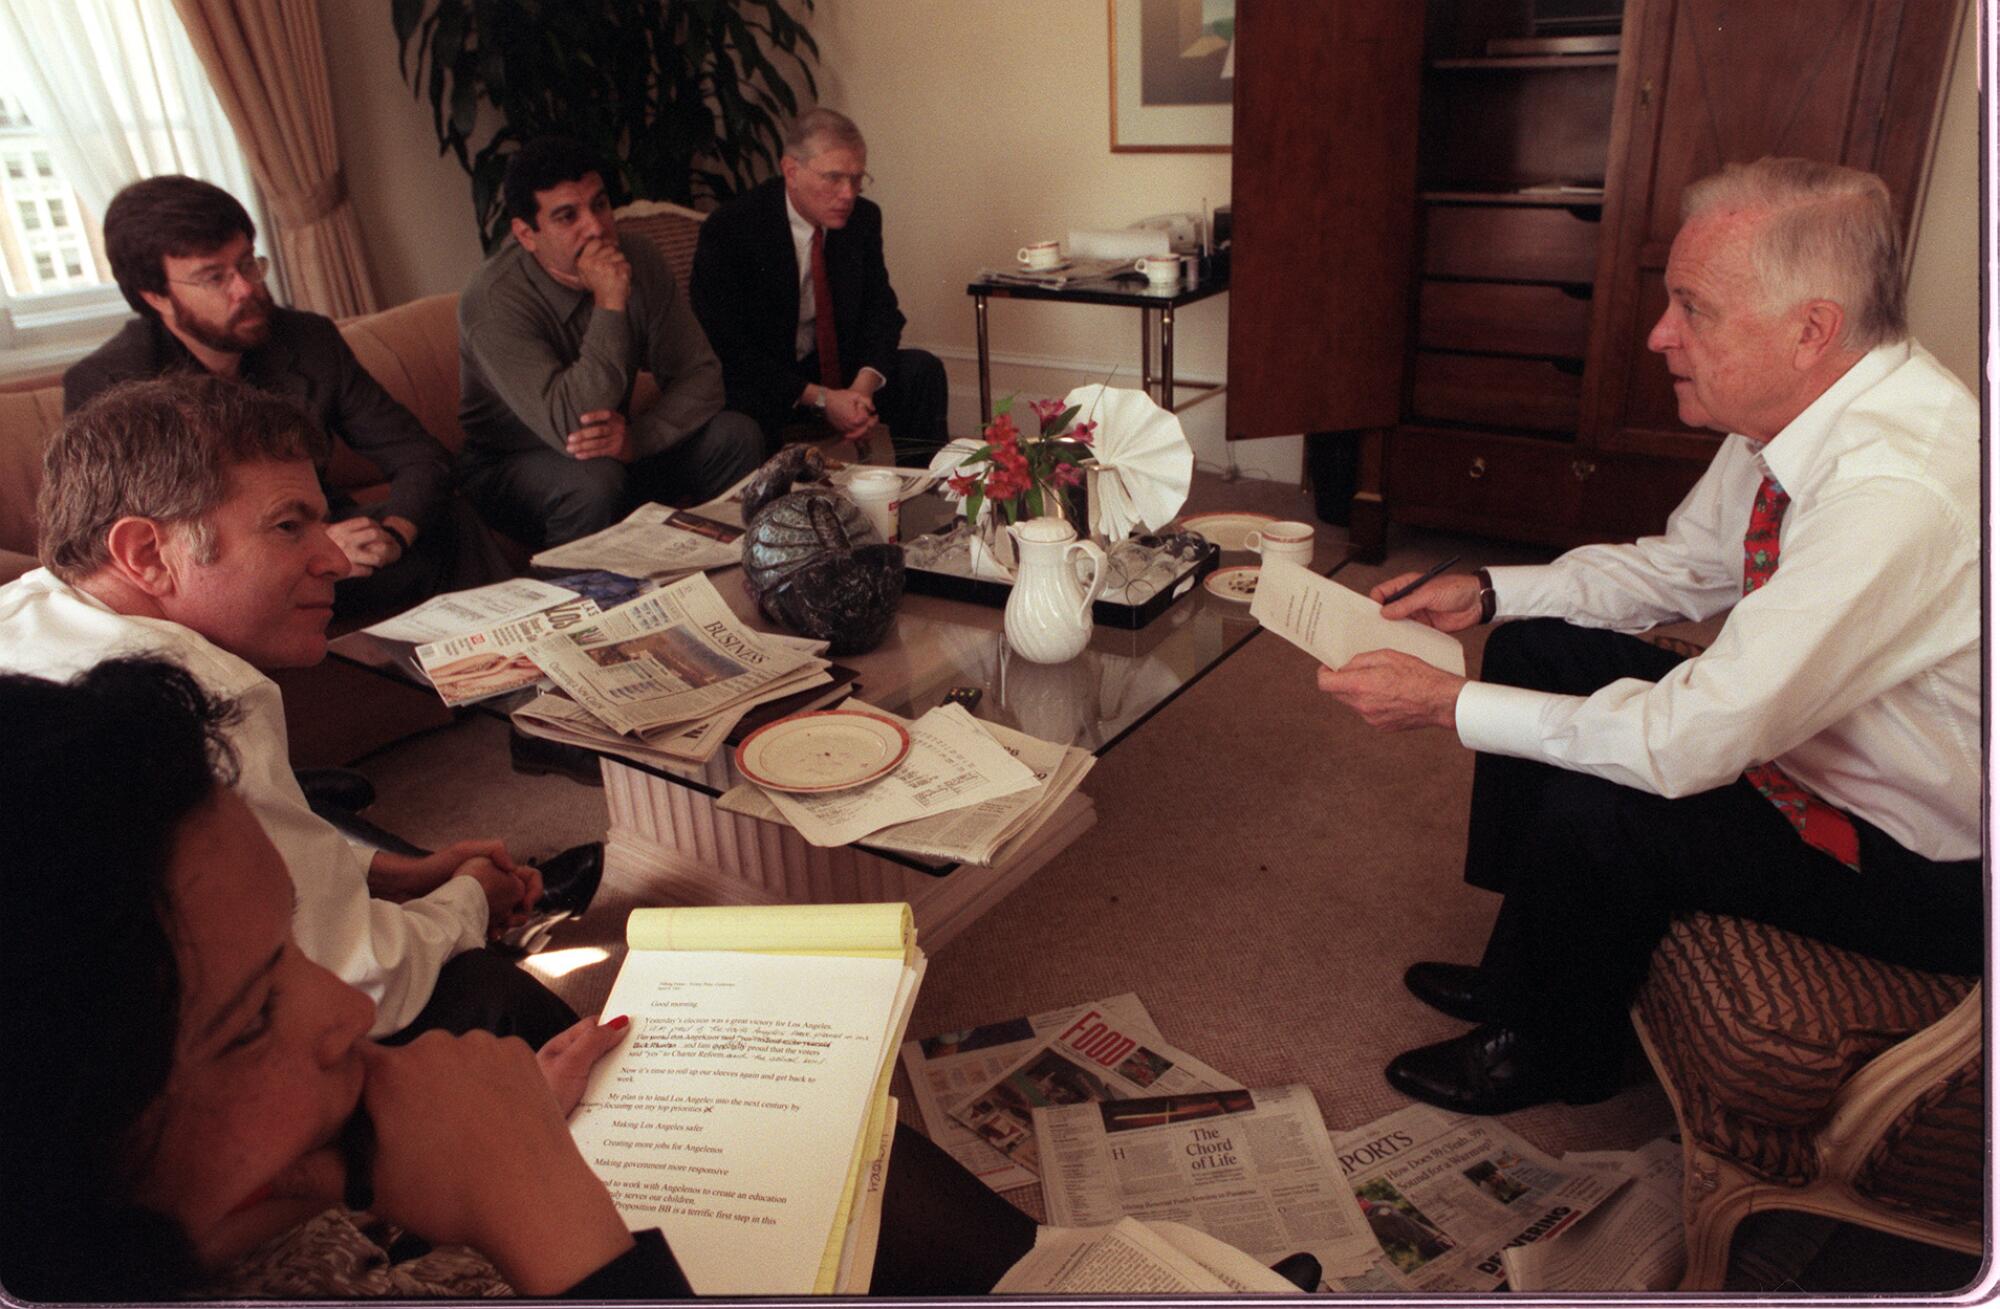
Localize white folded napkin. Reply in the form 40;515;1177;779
1063;385;1194;540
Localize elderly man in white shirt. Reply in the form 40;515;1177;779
1317;157;1980;1115
0;373;573;1044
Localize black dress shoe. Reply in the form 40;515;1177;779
1403;961;1497;1024
509;726;603;787
1385;1023;1618;1116
296;766;376;814
536;841;605;916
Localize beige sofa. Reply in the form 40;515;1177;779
0;295;476;763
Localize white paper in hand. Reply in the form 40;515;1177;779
1249;561;1466;676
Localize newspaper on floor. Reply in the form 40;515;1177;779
993;1218;1300;1294
721;714;1094;865
528;501;744;577
528;573;822;735
413;595;601;706
1500;1137;1834;1292
360;575;580;644
898;994;1169;1194
1037;1084;1380;1284
1325;1102;1626;1292
721;703;1037;848
947;1001;1239;1178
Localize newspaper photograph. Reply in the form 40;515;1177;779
529;574;820;735
414;596;601;706
948;1002;1239;1178
1036;1084;1379;1283
897;994;1169;1194
750;703;1037;847
1327;1103;1625;1292
528;501;744;577
360;575;579;644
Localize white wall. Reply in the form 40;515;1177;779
315;0;1982;460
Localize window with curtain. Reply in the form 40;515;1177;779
0;0;267;374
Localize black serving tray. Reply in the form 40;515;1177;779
902;536;1220;630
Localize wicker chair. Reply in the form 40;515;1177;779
613;198;708;286
1630;911;1983;1290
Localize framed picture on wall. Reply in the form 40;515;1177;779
1108;0;1234;152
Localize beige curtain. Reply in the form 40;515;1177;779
170;0;378;316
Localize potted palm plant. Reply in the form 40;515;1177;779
393;0;818;250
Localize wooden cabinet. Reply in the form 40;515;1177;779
1229;0;1962;560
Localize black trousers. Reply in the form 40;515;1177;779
382;946;579;1050
330;497;512;622
871;1122;1036;1293
797;347;950;467
1467;619;1982;1084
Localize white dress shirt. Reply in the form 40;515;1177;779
1454;341;1979;862
786;192;886;389
0;570;488;1033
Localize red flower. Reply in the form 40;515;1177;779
1029;398;1066;430
983;412;1020;448
947;473;977;497
1051;460;1084;488
1069;419;1097;446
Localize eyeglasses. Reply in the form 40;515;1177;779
169;254;271;294
804;165;872;194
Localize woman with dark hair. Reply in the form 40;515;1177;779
0;657;1037;1300
0;658;680;1300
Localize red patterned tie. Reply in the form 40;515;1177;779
810;228;841;389
1739;475;1862;870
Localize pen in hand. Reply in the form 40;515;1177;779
1380;555;1462;608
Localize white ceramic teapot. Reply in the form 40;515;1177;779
1003;516;1106;664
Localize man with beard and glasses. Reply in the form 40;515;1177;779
65;175;506;619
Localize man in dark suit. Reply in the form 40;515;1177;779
690;108;948;466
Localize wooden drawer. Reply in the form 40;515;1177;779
1410;351;1582;432
1423;204;1600;283
1417;281;1591;357
1387;426;1583;537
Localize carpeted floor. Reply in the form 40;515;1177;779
353;479;1979;1295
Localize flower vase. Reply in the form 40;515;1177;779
966;510;1016;580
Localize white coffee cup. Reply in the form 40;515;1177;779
1246;521;1314;568
1134;255;1180;289
1017;241;1061;270
845;469;901;543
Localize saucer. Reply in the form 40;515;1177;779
1181;512;1274;553
735;710;911;793
1203;565;1261;603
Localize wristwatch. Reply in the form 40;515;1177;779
1475;568;1497;625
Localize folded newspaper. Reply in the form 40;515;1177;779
528;501;744;577
899;993;1171;1195
721;709;1093;863
715;703;1037;848
529;573;824;736
1326;1103;1625;1292
947;1001;1238;1178
993;1218;1301;1294
414;596;601;707
1036;1084;1381;1284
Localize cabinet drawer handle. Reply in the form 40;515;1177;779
1571;459;1597;481
1468;456;1487;481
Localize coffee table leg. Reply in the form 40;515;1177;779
596;760;1095;950
1160;303;1176;411
974;293;992;424
1139;310;1153;401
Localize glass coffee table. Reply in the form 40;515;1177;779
332;487;1351;947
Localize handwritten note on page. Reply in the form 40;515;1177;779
1249;560;1466;676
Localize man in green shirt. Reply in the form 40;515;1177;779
457;137;762;547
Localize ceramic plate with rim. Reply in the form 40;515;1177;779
1180;511;1275;553
1203;565;1262;603
735;710;911;794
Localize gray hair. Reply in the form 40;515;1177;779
783;107;865;162
40;374;318;582
1681;156;1906;350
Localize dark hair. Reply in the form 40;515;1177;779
39;373;319;583
0;657;243;1300
103;175;256;318
502;136;609;228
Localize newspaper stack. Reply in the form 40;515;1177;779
529;501;745;578
994;1218;1302;1294
718;704;1092;861
520;573;835;745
